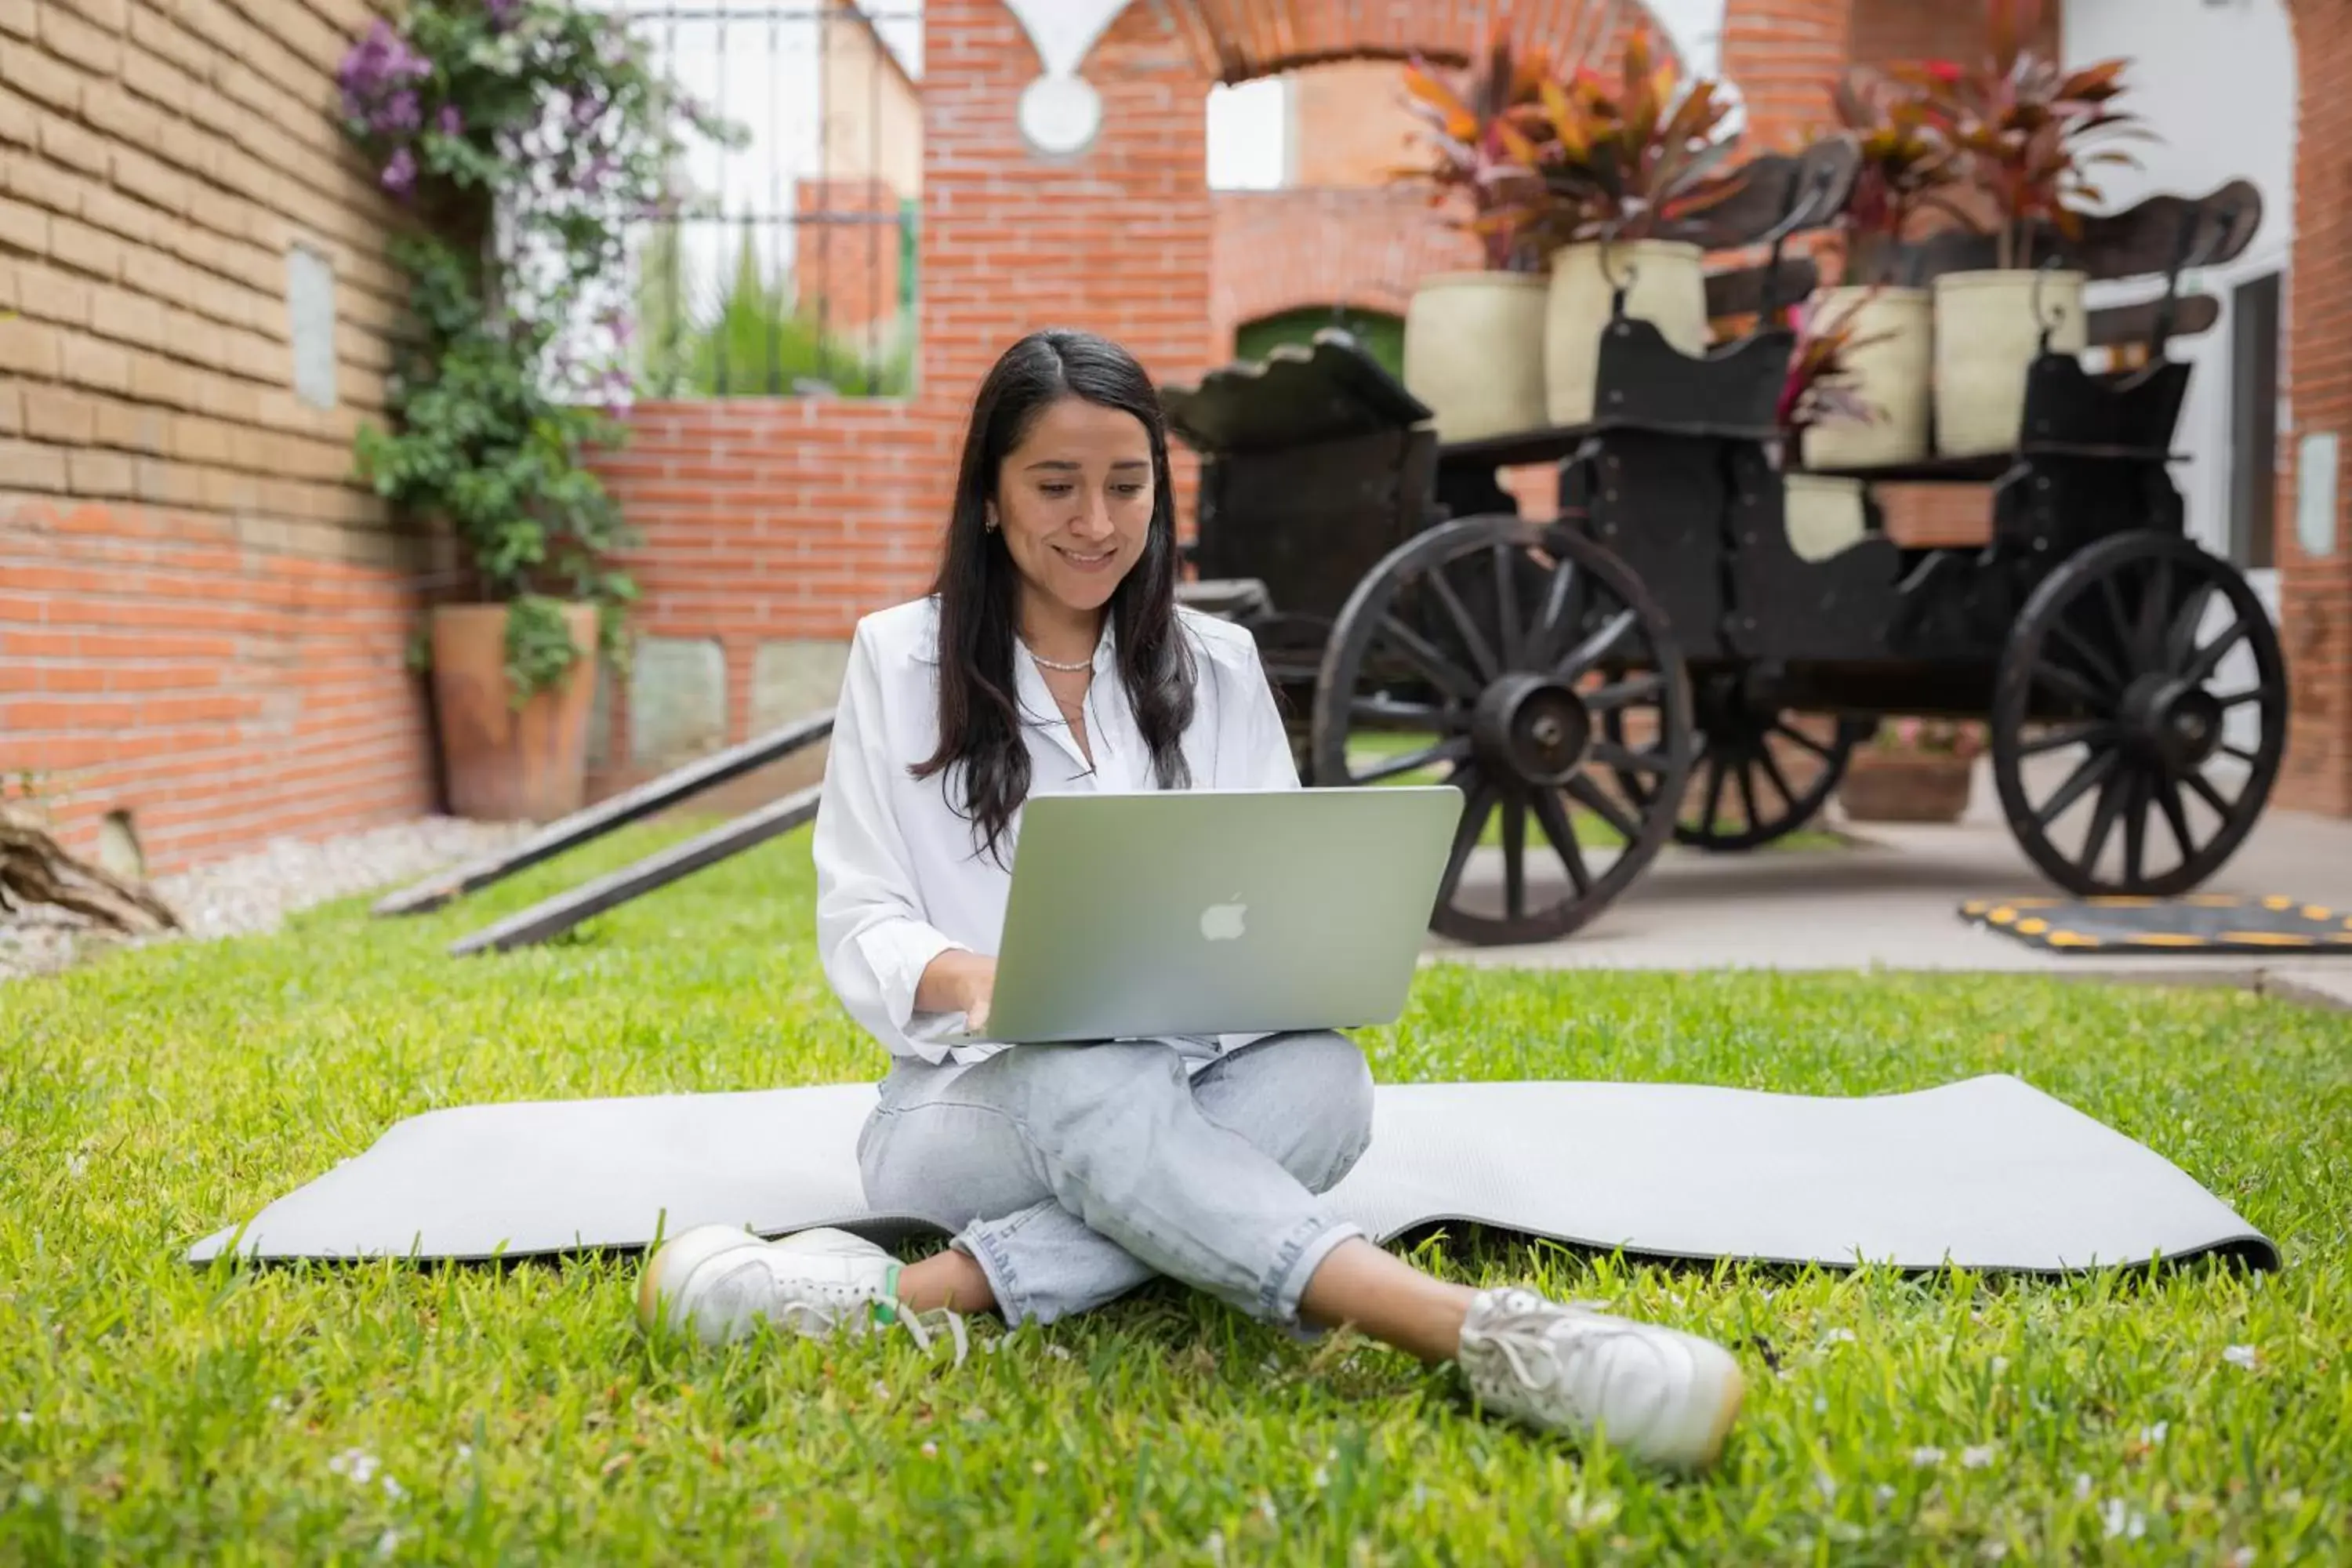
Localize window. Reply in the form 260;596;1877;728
2229;270;2281;572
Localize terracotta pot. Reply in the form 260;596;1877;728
1798;285;1933;470
1837;748;1974;824
428;601;601;822
1544;239;1709;426
1931;268;2088;458
1783;473;1868;562
1402;271;1550;444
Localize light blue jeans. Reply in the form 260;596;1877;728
855;1033;1377;1327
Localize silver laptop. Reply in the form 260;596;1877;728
935;785;1465;1047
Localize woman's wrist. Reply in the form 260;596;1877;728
916;947;993;1017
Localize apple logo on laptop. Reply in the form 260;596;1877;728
1200;899;1247;942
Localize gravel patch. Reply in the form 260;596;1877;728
1;815;534;982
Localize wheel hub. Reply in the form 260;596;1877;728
1472;673;1592;786
2123;676;2223;769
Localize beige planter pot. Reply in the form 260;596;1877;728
1838;749;1973;824
1783;473;1869;562
428;601;601;823
1544;239;1709;427
1932;269;2088;458
1401;271;1549;444
1798;286;1933;470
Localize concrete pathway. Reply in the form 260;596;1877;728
1427;760;2352;1010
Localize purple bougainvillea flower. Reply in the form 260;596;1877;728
437;103;463;136
381;147;418;196
380;89;421;135
486;0;523;31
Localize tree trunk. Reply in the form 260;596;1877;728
0;815;180;935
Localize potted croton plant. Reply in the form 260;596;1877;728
1778;294;1886;561
1896;0;2144;458
1838;717;1986;824
1802;64;1965;470
336;0;733;822
1522;27;1745;428
1398;28;1557;443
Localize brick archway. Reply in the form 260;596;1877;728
1155;0;1680;82
1181;0;1680;366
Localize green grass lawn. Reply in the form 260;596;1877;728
5;818;2350;1563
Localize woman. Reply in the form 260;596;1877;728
637;328;1746;1470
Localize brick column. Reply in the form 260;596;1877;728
2278;0;2351;814
1716;0;1857;152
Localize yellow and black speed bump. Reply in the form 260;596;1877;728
1959;894;2352;954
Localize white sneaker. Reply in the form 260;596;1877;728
1455;1287;1746;1470
636;1224;968;1363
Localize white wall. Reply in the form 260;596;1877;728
2063;0;2296;575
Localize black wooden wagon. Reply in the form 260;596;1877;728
1163;142;2284;948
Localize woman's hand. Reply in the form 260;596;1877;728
917;949;999;1033
960;960;997;1035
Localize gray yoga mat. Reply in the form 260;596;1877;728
185;1074;2278;1274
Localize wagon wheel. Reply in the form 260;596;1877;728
1311;514;1694;946
1604;673;1872;851
1991;531;2287;897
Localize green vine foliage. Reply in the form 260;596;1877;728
336;0;740;704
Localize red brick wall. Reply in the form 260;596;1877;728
589;0;1213;780
1211;185;1475;354
1;498;434;856
793;178;904;339
2278;0;2350;813
0;0;440;873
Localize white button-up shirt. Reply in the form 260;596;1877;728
811;594;1300;1067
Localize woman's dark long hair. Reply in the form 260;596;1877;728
913;328;1197;863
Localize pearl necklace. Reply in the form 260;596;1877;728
1030;651;1094;673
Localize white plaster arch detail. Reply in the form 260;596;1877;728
1005;0;1745;158
1002;0;1131;157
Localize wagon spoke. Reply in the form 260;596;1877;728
1566;773;1642;845
2217;688;2265;710
1353;735;1472;784
1530;560;1579;667
1754;741;1798;811
1492;544;1526;670
2021;720;2118;756
2181;617;2252;688
1769;720;1834;761
2098;574;2136;664
2032;658;2112;714
2154;769;2198;863
2180;762;2234;819
1584;671;1664;713
2048;617;2126;696
1734;753;1762;832
2032;745;2120;831
1439;775;1499;902
2120;768;2151;887
1530;787;1592;896
1590;740;1669;776
1557;608;1638;681
2081;769;2130;877
1377;615;1483;704
1501;794;1527;920
2164;580;2219;674
1425;566;1500;684
1350;697;1468;733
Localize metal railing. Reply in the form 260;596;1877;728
620;2;921;399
